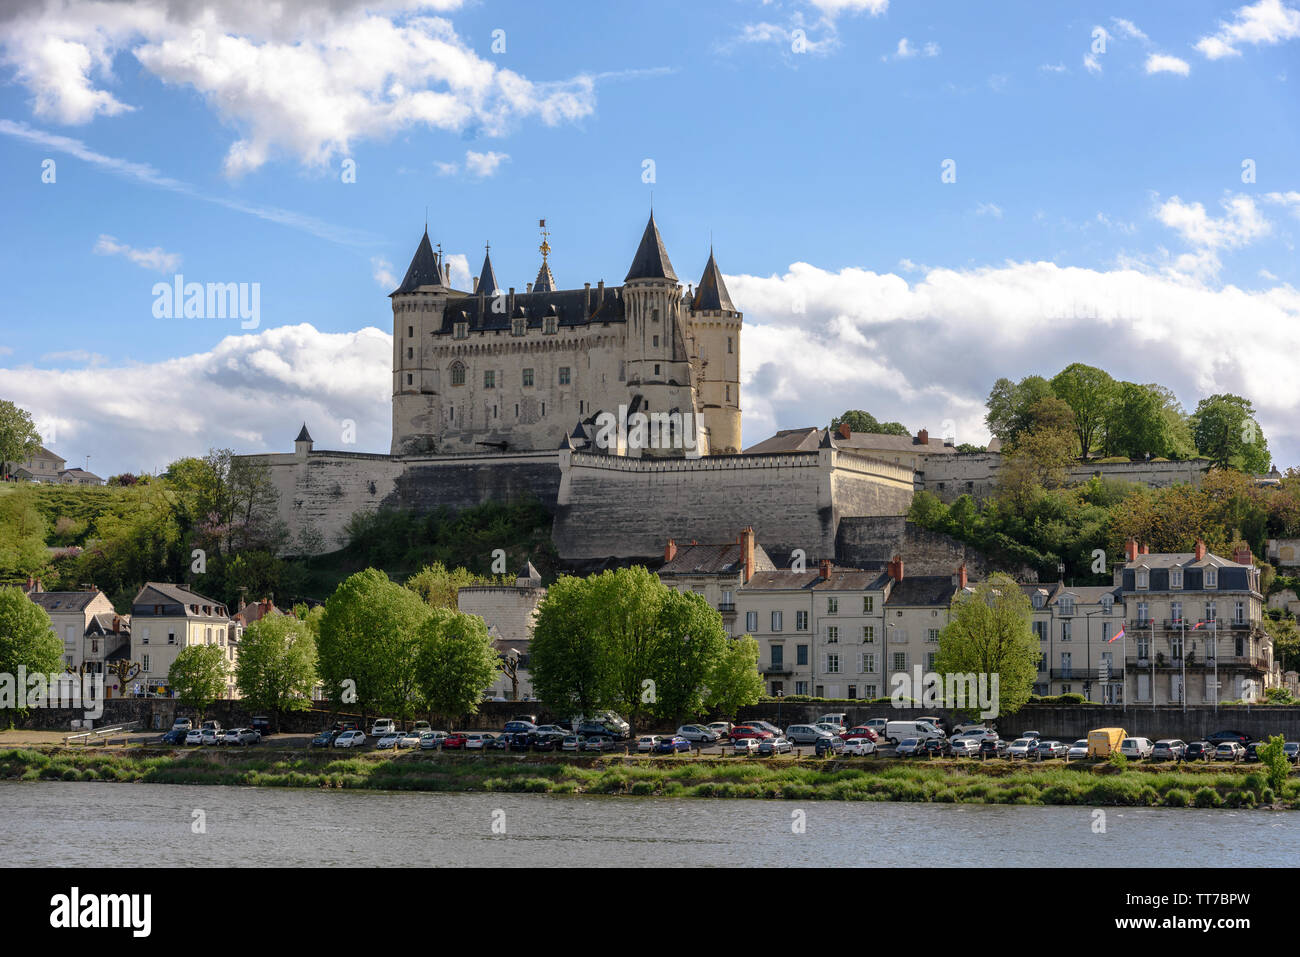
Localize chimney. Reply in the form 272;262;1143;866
1233;545;1253;566
740;527;755;584
508;287;516;314
664;539;677;563
1194;538;1206;561
527;282;533;293
957;562;967;590
598;280;605;304
1125;538;1138;562
443;263;451;285
888;555;905;582
837;422;851;440
1140;543;1149;555
918;429;929;445
472;276;479;293
819;558;832;580
584;282;591;314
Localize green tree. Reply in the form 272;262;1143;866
1262;617;1300;673
234;613;317;732
985;375;1052;443
705;634;764;719
831;410;908;436
414;608;500;722
316;569;430;724
0;587;63;699
1050;363;1118;460
405;561;503;609
1256;734;1290;794
168;644;230;721
585;566;670;733
998;396;1077;503
933;573;1039;717
647;590;728;723
529;575;614;720
0;400;42;480
1192;394;1271;473
0;489;51;579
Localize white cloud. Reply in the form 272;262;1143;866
0;323;394;475
715;19;838;57
1083;53;1103;74
1110;18;1149;41
1157;194;1271;250
807;0;889;19
1264;190;1300;217
0;0;596;176
1196;0;1300;59
974;202;1003;218
443;253;471;290
893;38;940;59
464;150;510;177
93;234;181;272
371;256;396;289
1145;53;1191;75
1040;62;1068;73
726;260;1300;464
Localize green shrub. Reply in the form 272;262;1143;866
1193;787;1223;808
1163;788;1190;807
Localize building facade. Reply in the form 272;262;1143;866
457;563;547;701
130;583;240;699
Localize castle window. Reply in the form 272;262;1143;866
558;367;571;386
541;402;546;416
484;370;495;389
406;347;413;360
618;361;625;382
493;406;498;418
727;336;733;353
523;368;534;388
652;335;659;348
726;385;730;401
543;317;557;335
652;309;659;322
450;362;466;386
454;322;468;339
408;326;413;338
654;364;661;376
406;374;413;386
512;318;525;337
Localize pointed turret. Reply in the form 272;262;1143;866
625;212;677;282
692;248;736;312
392;228;443;295
295;423;313;443
476;245;501;296
533;261;556;293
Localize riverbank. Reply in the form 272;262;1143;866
2;747;1296;809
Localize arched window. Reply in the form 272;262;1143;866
450;361;466;386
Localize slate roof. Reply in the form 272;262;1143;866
692;249;736;312
660;542;776;576
133;582;228;617
437;287;626;334
295;423;313;443
885;575;959;606
625;213;677;282
742;427;954;457
28;591;101;613
391;228;444;295
533;260;556;293
1124;551;1243;569
741;427;824;455
477;249;501;295
88;612;129;635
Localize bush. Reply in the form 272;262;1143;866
1163;788;1190;807
1193;787;1223;808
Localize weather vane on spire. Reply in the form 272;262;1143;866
538;218;550;263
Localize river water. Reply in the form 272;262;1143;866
1;781;1294;866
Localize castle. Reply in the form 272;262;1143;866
390;215;742;457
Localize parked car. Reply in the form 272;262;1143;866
637;735;664;753
863;718;890;738
331;721;359;733
952;728;998;744
504;720;540;736
916;717;947;734
370;719;396;738
511;713;539;725
533;732;565;751
1184;741;1214;761
200;728;222;746
1021;730;1041;740
441;733;468;750
886;720;945;745
730;725;773;741
949;738;979;757
583;735;616;752
733;737;761;754
1206;730;1252;746
397;730;422;748
224;727;260;746
896;738;927;757
923;738;951;757
311;729;339;748
172;718;193;732
1036;741;1068;760
161;728;187;745
952;722;996;737
1152;739;1188;761
706;722;733;739
508;733;533;752
534;724;567;736
815;712;849;730
376;731;403;750
844;738;877;757
1285;742;1300;765
1215;741;1246;762
785;724;832;745
843;726;880;743
1066;739;1090;760
1243;742;1262;762
979;738;1008;759
486;733;512;751
757;736;793;756
184;729;203;746
746;720;785;739
1007;738;1039;759
410;720;432;735
561;734;583;752
814;734;847;756
814;719;847;735
200;719;222;732
676;725;718;743
1118;737;1155;759
464;733;493;750
250;716;271;737
656;735;693;754
418;732;443;750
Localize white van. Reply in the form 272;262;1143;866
371;718;396;737
885;720;945;745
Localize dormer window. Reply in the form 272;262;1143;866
543;317;558;335
1032;593;1044;609
1058;597;1075;616
1136;570;1149;590
512;318;525;336
1170;568;1183;589
1205;568;1217;589
1101;595;1113;613
454;322;468;339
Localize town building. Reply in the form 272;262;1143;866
457;563;546;701
656;527;775;636
130;583;240;698
23;582;134;696
57;467;103;486
9;446;65;482
1116;539;1279;705
1023;582;1125;702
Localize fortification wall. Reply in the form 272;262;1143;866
921;452;1209;502
835;516;1039;581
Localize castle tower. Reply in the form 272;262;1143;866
390;227;452;455
622;213;705;455
689;248;742;453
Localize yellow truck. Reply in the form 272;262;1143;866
1087;727;1127;758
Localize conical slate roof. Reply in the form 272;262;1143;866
533;260;556;293
392;228;442;295
624;213;677;282
295;423;313;443
477;248;501;295
692;248;735;312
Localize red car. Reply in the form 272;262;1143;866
842;726;880;743
729;725;773;741
442;733;469;749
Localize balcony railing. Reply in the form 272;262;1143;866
1049;668;1124;681
1124;655;1271;672
761;665;793;676
717;603;735;614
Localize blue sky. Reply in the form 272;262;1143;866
1;0;1298;476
